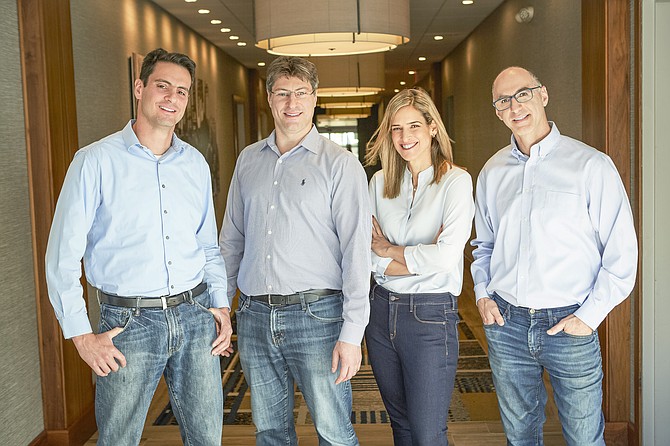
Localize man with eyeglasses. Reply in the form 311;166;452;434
471;66;637;445
219;56;371;445
45;48;231;445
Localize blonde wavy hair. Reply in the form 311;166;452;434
365;88;453;199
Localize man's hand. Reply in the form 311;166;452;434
331;341;362;385
476;297;505;326
547;314;593;336
72;329;126;377
209;307;234;357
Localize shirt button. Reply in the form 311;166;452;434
168;261;172;265
162;184;166;188
267;285;273;290
268;230;272;235
273;181;278;185
164;210;168;214
166;236;170;240
270;205;275;210
171;285;174;289
266;255;271;259
278;159;283;164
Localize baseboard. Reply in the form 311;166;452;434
28;431;48;446
44;404;96;446
604;421;629;446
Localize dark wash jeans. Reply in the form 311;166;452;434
365;284;459;446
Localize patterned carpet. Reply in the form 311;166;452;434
155;313;495;426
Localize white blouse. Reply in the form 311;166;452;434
369;165;475;295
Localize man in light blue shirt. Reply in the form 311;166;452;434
471;67;637;445
219;56;371;445
45;48;231;446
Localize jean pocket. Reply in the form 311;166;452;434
558;329;596;340
305;295;344;323
412;304;448;325
99;304;134;332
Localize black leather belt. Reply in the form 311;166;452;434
247;289;339;306
95;282;207;310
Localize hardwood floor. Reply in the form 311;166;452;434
84;269;566;445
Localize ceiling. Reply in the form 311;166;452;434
150;0;504;96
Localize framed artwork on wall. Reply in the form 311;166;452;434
232;95;246;158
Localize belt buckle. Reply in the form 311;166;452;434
266;294;276;306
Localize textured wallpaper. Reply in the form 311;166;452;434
0;2;45;445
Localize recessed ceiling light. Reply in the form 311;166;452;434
185;0;196;3
210;19;222;25
434;35;444;41
408;70;415;75
418;56;427;62
229;35;239;40
258;62;266;67
220;27;231;33
394;89;400;93
237;42;247;46
197;9;210;14
462;0;474;4
399;81;406;86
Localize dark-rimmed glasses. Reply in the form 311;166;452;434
493;86;542;111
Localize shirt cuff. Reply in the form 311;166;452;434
474;283;490;301
403;246;418;274
209;289;230;309
60;314;94;339
572;299;605;331
338;321;365;345
375;257;393;276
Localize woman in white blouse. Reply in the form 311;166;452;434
364;88;475;446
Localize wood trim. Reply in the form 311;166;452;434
18;0;96;443
28;431;48;446
582;0;638;443
605;422;631;446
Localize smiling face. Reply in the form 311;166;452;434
268;75;317;146
134;61;191;130
492;67;550;154
391;105;436;173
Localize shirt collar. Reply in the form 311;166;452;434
404;164;435;186
264;125;320;156
510;121;561;161
121;120;187;156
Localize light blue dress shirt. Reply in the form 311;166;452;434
46;121;228;339
471;123;637;330
219;126;371;345
370;165;474;295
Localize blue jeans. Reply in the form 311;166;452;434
95;289;223;446
484;294;605;446
365;285;459;446
236;292;358;446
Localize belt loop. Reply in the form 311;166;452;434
134;297;141;316
160;295;168;310
187;289;194;304
95;288;101;307
299;292;307;310
409;294;414;312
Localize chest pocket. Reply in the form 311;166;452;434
542;190;583;222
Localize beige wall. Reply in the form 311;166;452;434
441;0;582;177
70;0;250;226
0;2;45;445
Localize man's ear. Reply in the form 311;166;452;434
540;86;549;107
134;79;144;101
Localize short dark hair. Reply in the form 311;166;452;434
139;48;196;86
266;56;318;93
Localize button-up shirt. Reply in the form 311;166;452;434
219;126;371;345
471;123;637;329
45;120;228;339
370;165;474;295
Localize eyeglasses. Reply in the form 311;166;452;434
492;86;542;111
270;89;315;100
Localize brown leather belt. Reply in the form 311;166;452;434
95;282;207;310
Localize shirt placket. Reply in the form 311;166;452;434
516;154;537;306
155;154;175;294
264;154;285;294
